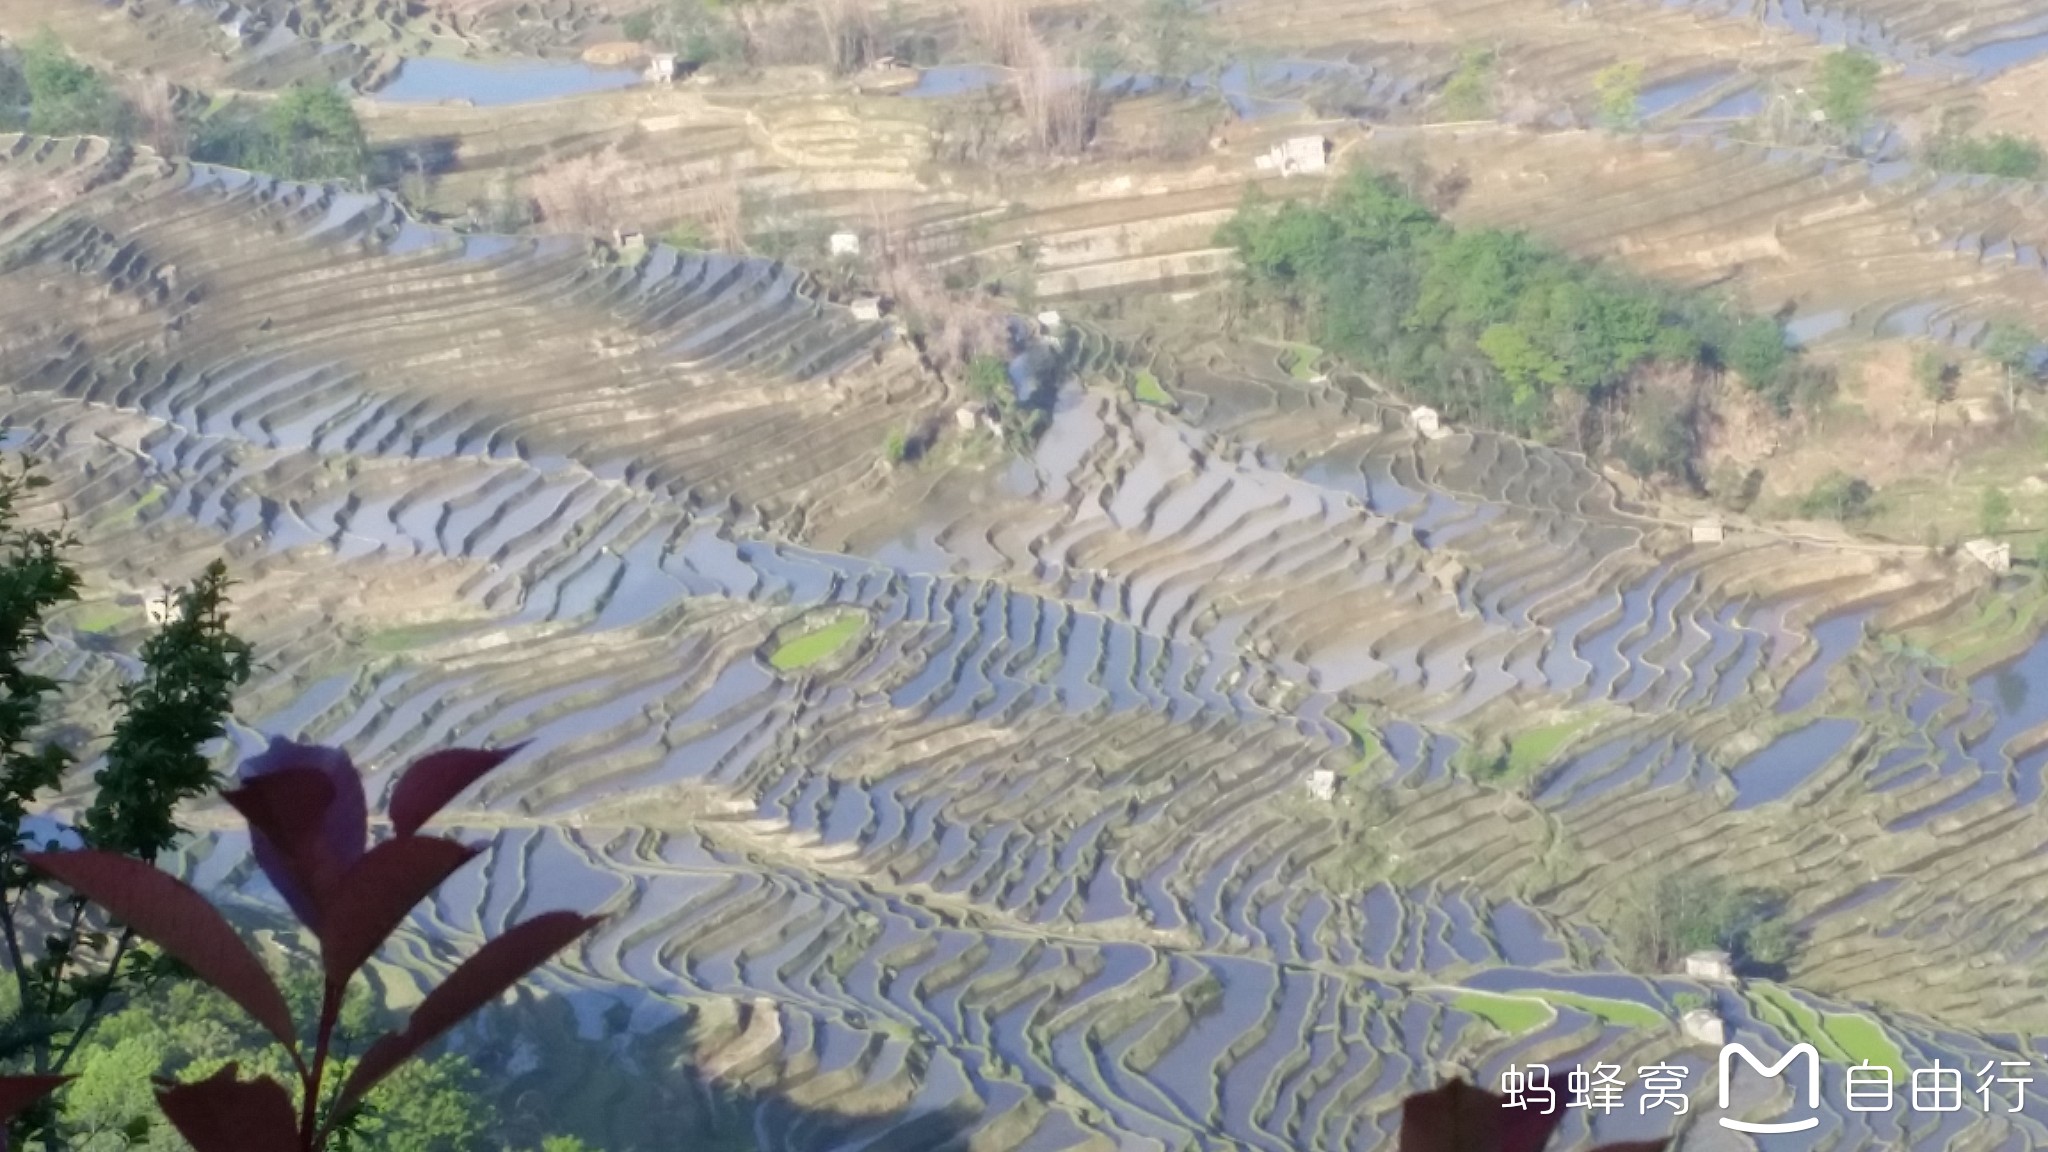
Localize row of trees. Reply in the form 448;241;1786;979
1217;168;1805;479
0;33;367;182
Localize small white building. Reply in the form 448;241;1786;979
1965;538;2013;574
1682;1007;1726;1048
1255;135;1330;177
849;296;883;322
955;405;981;431
1409;406;1449;441
829;231;862;258
1306;769;1337;802
645;53;678;83
1036;310;1063;333
1691;517;1726;545
1685;949;1738;983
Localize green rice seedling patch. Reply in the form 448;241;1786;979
364;618;484;652
1505;712;1604;779
1282;343;1324;381
770;613;866;670
1134;370;1174;407
1824;1012;1909;1077
1752;984;1906;1075
1453;992;1551;1036
69;603;132;634
1532;991;1666;1031
101;485;167;529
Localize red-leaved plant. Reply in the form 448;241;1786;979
21;738;598;1152
1398;1078;1669;1152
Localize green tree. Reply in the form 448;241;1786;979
1135;0;1208;79
265;84;368;182
0;453;253;1150
21;33;126;138
1813;49;1881;140
1913;345;1957;431
1592;61;1643;130
1981;487;2014;537
1984;319;2039;409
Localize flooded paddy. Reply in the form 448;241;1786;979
8;134;2048;1148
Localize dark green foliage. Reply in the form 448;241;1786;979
0;50;28;130
188;102;271;170
80;562;253;861
1613;871;1794;973
638;0;742;65
620;8;657;42
1814;50;1881;138
54;973;488;1152
0;452;252;1150
966;354;1051;452
21;33;128;139
265;84;368;182
1218;169;1794;449
1798;470;1876;522
1925;131;2044;179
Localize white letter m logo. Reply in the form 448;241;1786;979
1718;1043;1821;1133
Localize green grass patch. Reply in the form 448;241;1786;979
70;603;132;634
1282;343;1323;381
1453;992;1552;1036
770;614;866;671
1340;708;1383;774
1134;370;1173;407
1505;713;1602;778
101;485;167;530
1750;984;1905;1075
1533;991;1666;1031
364;619;480;653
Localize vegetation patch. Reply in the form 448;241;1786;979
1452;991;1551;1036
1532;991;1665;1031
1751;984;1907;1076
69;603;132;634
770;613;866;671
1506;714;1602;778
1134;369;1174;407
1219;169;1812;480
365;619;483;653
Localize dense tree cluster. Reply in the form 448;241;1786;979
1218;169;1805;476
1611;872;1795;975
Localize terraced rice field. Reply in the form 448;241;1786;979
15;118;2048;1146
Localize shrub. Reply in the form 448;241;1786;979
1926;131;2044;179
1814;49;1881;139
1798;470;1875;522
265;84;367;182
22;32;128;138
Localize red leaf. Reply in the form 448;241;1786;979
1399;1079;1562;1152
153;1064;299;1152
24;851;297;1051
389;746;522;837
321;837;482;988
0;1076;69;1124
225;767;353;932
336;911;598;1113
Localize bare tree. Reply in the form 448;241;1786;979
129;76;185;156
813;0;881;72
528;147;632;234
962;0;1030;66
1015;33;1094;157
